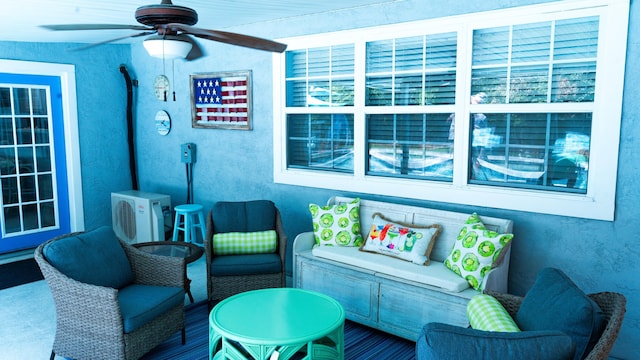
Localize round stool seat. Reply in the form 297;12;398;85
173;204;206;246
175;204;204;213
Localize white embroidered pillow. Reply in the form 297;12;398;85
360;213;442;265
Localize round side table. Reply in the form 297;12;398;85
133;241;203;303
209;288;345;360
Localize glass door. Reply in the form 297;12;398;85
0;73;71;253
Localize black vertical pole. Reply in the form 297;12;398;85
120;65;139;190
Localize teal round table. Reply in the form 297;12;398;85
209;288;345;360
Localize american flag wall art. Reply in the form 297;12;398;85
190;70;252;130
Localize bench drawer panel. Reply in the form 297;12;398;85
298;259;378;325
378;281;470;340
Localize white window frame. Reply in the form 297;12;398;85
272;0;628;221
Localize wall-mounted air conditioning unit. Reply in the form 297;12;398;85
111;190;172;244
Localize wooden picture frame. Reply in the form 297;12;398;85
190;70;252;130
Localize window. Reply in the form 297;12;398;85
285;45;355;173
273;0;628;220
0;86;57;234
468;17;598;193
365;33;457;182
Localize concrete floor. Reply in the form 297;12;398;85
0;255;208;360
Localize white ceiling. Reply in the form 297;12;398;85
1;0;394;44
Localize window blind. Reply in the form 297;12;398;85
287;114;354;172
285;45;354;107
366;32;457;106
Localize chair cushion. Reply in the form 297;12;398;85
416;322;575;360
210;253;282;276
515;268;606;360
213;200;277;234
43;226;134;288
118;284;185;333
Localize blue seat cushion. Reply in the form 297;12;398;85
210;253;282;276
118;284;185;333
212;200;277;234
43;226;134;289
515;268;606;360
416;322;575;360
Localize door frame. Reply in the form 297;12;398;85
0;59;84;241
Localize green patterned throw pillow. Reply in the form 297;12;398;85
213;230;277;255
467;294;520;332
444;213;513;290
309;198;363;247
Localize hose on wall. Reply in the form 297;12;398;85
119;65;139;190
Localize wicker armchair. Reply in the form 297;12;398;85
35;227;186;360
488;291;626;360
205;200;287;305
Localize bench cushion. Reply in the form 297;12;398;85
43;226;134;289
312;246;469;292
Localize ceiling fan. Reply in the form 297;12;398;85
40;0;287;58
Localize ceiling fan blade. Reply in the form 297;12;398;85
166;24;287;53
73;31;156;51
183;36;205;61
41;24;153;31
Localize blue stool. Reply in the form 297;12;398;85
172;204;206;246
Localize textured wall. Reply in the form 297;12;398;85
0;42;133;230
1;0;637;358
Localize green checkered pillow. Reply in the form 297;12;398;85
444;213;514;290
467;294;520;332
213;230;277;255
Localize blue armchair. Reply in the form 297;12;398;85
204;200;287;305
35;226;186;360
416;268;626;360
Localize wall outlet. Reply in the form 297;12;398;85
181;143;196;164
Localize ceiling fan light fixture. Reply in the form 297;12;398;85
143;35;192;59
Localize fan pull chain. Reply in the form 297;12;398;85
172;59;176;101
162;39;168;102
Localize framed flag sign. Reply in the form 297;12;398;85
190;70;252;130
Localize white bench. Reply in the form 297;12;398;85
293;196;513;341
